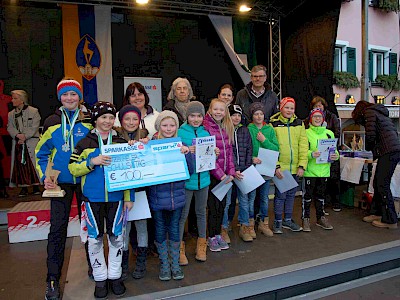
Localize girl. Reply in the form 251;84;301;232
69;101;134;299
203;98;235;252
270;97;308;234
303;108;338;231
149;110;191;281
247;102;279;238
115;105;149;280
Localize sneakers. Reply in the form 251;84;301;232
109;278;126;297
18;187;28;197
323;209;329;216
273;220;283;234
208;237;221;252
45;280;60;300
316;216;333;230
282;219;303;232
371;220;398;229
363;215;381;223
94;280;108;299
215;235;229;250
302;218;311;232
221;227;231;244
333;203;342;212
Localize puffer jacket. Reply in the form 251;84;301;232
178;122;211;190
232;124;253;172
304;125;338;178
270;112;309;174
363;104;400;159
203;113;236;180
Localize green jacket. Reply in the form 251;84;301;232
304;125;339;177
247;122;279;158
270;112;308;174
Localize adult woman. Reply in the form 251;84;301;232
7;90;41;196
115;82;159;139
217;83;235;106
163;77;195;125
352;100;400;229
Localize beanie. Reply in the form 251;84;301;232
309;108;325;123
155;110;179;132
280;97;296;110
186;101;205;117
91;101;116;124
118;105;141;124
249;102;265;117
228;104;243;116
57;79;83;101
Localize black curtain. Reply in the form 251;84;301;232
281;0;342;119
0;7;9;79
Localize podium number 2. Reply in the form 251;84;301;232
27;216;38;228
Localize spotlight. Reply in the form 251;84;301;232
136;0;149;4
239;5;252;12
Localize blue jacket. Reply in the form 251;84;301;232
178;122;211;190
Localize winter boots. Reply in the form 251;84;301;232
121;250;129;280
249;218;257;238
169;241;184;280
179;241;188;266
195;237;207;261
258;217;274;237
132;247;147;279
239;224;253;242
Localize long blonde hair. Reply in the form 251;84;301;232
207;98;234;144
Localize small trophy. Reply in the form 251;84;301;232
42;159;66;197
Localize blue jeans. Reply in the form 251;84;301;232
237;188;256;226
274;175;299;221
153;208;183;243
222;186;233;229
249;180;271;220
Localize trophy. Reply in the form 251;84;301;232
42;159;66;197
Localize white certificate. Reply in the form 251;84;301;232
272;170;299;193
194;135;216;173
211;176;233;201
255;148;279;177
128;191;152;221
316;138;338;164
234;165;265;194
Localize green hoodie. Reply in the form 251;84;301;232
247;122;279;158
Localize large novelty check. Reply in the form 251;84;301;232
102;137;190;192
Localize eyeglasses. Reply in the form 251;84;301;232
251;75;266;79
312;115;323;119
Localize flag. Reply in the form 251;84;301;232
62;4;113;107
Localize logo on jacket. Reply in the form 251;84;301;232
76;34;101;81
92;259;102;268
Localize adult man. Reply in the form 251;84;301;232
235;65;279;123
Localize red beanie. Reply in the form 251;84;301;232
280;97;296;111
309;108;325;123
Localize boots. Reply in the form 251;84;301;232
132;247;147;279
221;226;231;244
121;250;129;280
239;224;253;242
249;218;257;239
169;241;184;280
258;217;274;237
179;241;188;266
155;241;171;281
195;237;207;262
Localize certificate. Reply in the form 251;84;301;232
234;165;265;194
211;176;233;201
272;170;299;193
255;148;279;177
128;191;152;221
194;135;216;173
316;138;338;164
102;137;190;192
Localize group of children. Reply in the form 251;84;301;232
37;78;339;300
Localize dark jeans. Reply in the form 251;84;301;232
207;177;227;237
153;208;183;243
47;184;84;282
303;177;327;219
370;151;400;224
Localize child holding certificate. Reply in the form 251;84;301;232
203;98;235;252
150;110;191;281
247;102;279;238
270;97;308;234
302;108;338;231
69;101;134;299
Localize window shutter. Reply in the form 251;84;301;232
389;52;397;75
346;47;356;75
369;50;373;82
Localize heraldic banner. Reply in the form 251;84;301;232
61;4;113;107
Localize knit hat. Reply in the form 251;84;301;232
228;104;243;116
280;97;296;110
186;101;205;117
155;110;179;132
57;79;83;101
309;108;325;123
118;105;141;124
249;102;265;117
91;101;116;124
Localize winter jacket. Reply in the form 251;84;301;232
363;104;400;159
235;82;279;124
304;125;338;178
68;130;135;203
35;107;92;184
248;122;279;159
232;124;253;172
304;109;341;139
203;113;236;180
270;112;308;174
178;122;211;190
162;100;186;126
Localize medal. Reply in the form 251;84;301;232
62;143;70;152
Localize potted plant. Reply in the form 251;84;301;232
375;74;400;91
370;0;400;12
333;71;361;90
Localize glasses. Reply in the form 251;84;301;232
312;115;323;119
251;75;266;79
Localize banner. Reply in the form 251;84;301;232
62;4;113;107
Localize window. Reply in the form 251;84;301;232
368;45;394;82
334;47;343;72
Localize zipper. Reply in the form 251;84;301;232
194;128;200;190
287;121;293;173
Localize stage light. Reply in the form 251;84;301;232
136;0;149;4
239;5;252;12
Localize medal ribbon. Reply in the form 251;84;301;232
60;108;80;152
